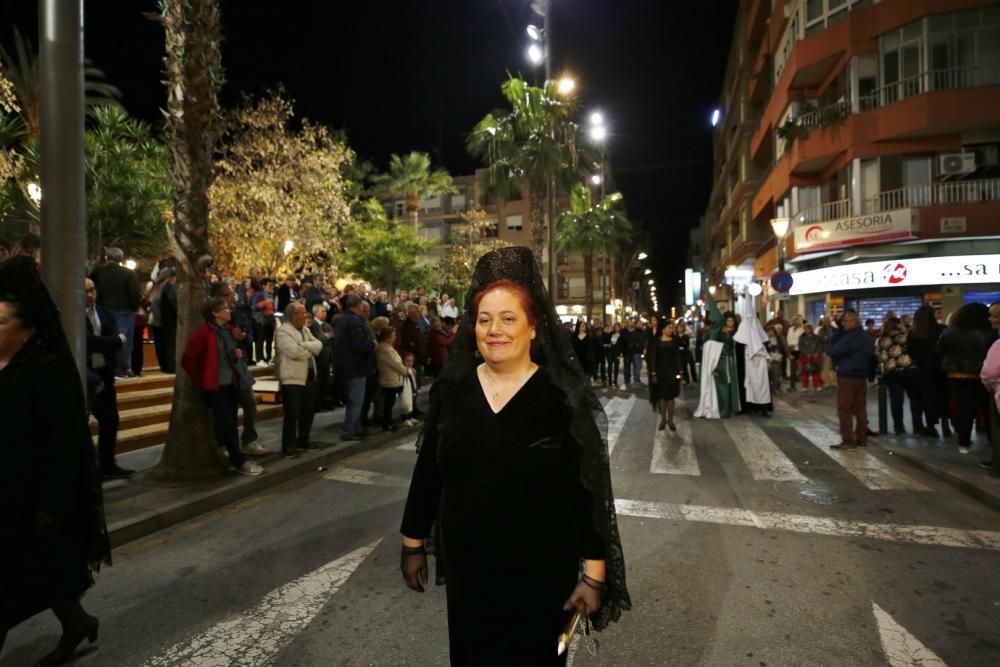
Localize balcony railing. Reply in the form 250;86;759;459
792;178;1000;224
795;100;850;130
793;198;851;224
866;178;1000;213
859;65;1000;111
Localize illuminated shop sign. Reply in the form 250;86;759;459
684;268;702;305
793;208;918;253
788;254;1000;296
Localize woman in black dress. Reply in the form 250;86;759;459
648;318;683;430
0;257;111;666
400;247;630;665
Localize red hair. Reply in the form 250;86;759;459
471;280;539;327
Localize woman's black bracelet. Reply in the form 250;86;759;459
401;545;426;556
581;574;605;590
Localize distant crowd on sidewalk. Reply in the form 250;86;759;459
706;299;1000;476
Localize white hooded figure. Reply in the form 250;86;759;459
733;292;771;408
693;339;723;419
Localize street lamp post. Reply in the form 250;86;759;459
770;217;790;272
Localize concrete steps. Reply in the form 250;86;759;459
92;365;283;453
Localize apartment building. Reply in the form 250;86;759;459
378;170;632;322
702;0;1000;324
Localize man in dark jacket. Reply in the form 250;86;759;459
85;278;133;478
827;309;874;449
334;294;375;441
89;247;141;378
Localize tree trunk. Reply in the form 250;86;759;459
150;0;226;482
529;190;546;276
583;253;594;324
407;190;420;233
600;248;608;325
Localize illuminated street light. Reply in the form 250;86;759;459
710;108;722;127
590;111;604;126
637;252;648;260
557;76;576;96
526;24;542;40
591;174;603;186
647;279;654;285
589;124;607;143
124;259;137;271
283;239;294;254
27;182;41;203
643;268;651;275
527;43;544;65
708;285;717;295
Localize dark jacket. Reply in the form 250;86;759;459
85;303;123;384
333;310;375;378
624;328;645;355
401;318;427;364
827;326;874;379
276;284;299;313
428;327;455;366
907;322;945;370
937;326;995;375
90;263;140;312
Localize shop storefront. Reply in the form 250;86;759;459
787;253;1000;324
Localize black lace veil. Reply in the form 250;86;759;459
0;256;112;572
427;246;631;630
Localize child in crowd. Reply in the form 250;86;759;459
400;352;421;426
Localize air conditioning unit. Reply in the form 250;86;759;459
938;153;976;175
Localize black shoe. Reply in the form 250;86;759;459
942;424;953;437
894;427;905;435
658;419;666;431
981;460;994;470
34;615;99;666
830;442;858;450
340;434;363;442
382;424;399;432
297;443;321;452
283;450;300;459
668;421;677;431
866;428;878;438
101;465;135;480
921;425;940;437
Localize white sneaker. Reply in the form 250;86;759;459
256;360;268;368
238;461;264;476
243;442;267;456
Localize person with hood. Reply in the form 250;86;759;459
695;293;740;418
734;294;772;417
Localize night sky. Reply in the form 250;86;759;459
1;0;736;298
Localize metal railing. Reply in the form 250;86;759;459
792;198;851;224
865;178;1000;213
795;100;851;130
859;64;1000;111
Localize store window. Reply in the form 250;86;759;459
506;215;523;231
845;296;923;326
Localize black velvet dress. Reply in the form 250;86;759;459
0;339;108;627
401;367;605;666
650;339;682;401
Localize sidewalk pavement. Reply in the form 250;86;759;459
776;382;1000;512
103;399;422;548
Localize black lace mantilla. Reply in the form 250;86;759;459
418;245;631;630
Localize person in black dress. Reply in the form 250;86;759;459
674;319;698;387
648;319;683;431
0;257;111;666
400;247;630;665
571;320;597;381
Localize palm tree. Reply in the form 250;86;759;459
467;76;597;271
0;27;121;139
371;151;456;232
151;0;226;482
557;183;632;321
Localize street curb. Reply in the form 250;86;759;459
107;433;407;548
885;446;1000;513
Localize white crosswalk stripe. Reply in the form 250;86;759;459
603;395;637;456
723;417;808;482
789;421;930;491
650;420;700;475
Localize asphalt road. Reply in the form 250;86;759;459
4;384;1000;666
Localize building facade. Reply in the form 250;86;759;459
701;0;1000;324
378;170;636;322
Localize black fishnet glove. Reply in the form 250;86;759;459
400;544;428;593
563;574;603;616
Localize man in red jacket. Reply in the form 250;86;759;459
181;297;264;476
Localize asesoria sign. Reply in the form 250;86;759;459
788;254;1000;296
793;208;917;253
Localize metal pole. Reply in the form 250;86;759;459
39;0;87;388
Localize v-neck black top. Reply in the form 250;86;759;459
401;367;605;665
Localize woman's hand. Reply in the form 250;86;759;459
400;543;428;593
563;574;603;616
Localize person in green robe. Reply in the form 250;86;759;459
706;295;741;418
